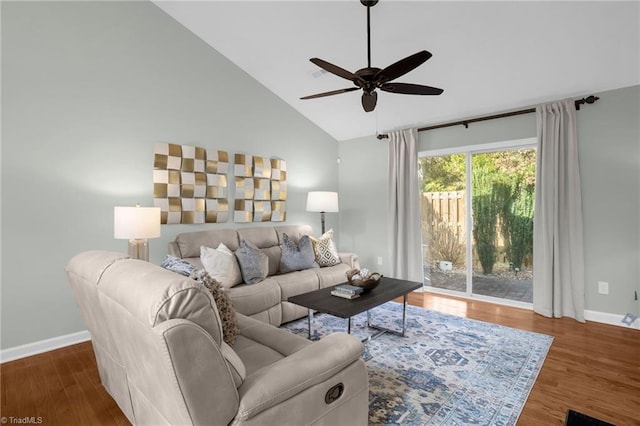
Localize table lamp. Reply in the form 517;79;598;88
306;191;339;234
114;205;161;261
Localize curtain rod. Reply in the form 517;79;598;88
376;95;600;140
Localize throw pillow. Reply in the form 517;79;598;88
190;269;239;345
160;255;195;277
310;229;341;267
200;243;242;289
279;233;318;273
234;239;269;284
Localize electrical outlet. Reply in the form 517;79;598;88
377;256;383;265
598;281;609;295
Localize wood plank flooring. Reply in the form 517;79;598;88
1;292;638;425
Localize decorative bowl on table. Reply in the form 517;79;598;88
346;268;383;292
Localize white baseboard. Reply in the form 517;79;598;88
0;330;91;363
584;310;640;330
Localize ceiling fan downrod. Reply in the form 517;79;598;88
363;0;378;69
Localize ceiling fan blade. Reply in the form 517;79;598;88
310;58;362;83
300;87;360;100
380;82;443;95
362;91;378;112
374;50;432;84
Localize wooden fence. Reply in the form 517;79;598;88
421;191;466;243
422;191;511;267
421;191;466;266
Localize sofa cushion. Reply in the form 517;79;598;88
232;314;310;376
190;269;239;345
279;234;317;273
235;240;269;284
227;278;281;317
160;255;196;277
175;228;240;258
272;269;320;300
200;243;242;289
312;263;351;288
310;229;341;267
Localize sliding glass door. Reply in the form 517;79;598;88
420;140;536;305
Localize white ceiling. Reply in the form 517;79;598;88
153;1;640;141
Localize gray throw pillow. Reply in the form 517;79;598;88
279;233;318;273
160;255;195;277
234;239;269;284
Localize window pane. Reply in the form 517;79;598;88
419;154;467;292
471;149;535;303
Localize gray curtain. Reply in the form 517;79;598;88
387;128;423;283
533;100;585;321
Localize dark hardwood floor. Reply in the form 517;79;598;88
1;292;638;425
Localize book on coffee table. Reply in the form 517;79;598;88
331;290;361;299
333;284;364;295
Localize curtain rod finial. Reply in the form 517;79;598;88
575;95;600;110
377;134;388;140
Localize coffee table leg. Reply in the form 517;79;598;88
347;317;351;334
401;293;407;336
307;309;314;340
366;295;409;338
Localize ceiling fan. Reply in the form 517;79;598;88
301;0;443;113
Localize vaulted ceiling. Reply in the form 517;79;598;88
154;1;640;141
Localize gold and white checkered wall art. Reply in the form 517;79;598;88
232;155;287;223
153;144;285;225
153;142;229;224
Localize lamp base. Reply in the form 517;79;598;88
128;239;149;261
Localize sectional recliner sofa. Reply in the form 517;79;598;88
167;224;360;325
65;224;369;425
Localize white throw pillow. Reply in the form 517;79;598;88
200;243;242;289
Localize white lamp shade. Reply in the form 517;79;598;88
306;191;339;213
114;206;161;239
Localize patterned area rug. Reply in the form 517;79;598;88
282;302;553;425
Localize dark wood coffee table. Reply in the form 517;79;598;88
287;277;422;340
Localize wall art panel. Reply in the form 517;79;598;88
153;142;229;224
232;154;287;223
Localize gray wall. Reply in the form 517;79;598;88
1;1;340;349
339;85;640;318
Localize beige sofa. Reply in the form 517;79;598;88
66;251;368;426
168;225;359;326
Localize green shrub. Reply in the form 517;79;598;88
500;183;534;270
472;170;504;274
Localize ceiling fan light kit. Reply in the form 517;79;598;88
301;0;443;112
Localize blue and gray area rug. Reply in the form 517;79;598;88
282;302;553;425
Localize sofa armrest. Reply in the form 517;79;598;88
339;252;360;270
234;333;364;421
